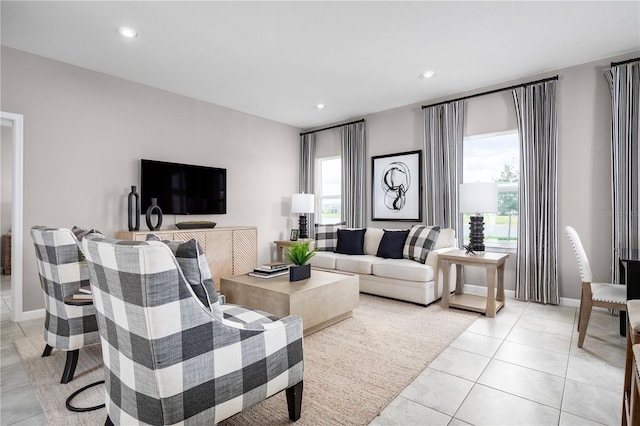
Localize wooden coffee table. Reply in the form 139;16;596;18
220;269;359;335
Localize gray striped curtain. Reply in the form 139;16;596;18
423;101;464;229
512;80;559;304
300;133;316;237
340;121;366;228
607;61;640;283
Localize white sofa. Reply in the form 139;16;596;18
308;227;457;306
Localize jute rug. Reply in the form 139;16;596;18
15;294;477;425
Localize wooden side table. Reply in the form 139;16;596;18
439;249;509;318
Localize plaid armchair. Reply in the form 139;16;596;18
30;226;100;383
81;236;304;425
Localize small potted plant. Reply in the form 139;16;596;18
284;240;316;281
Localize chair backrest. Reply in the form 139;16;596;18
565;226;593;283
81;236;227;424
29;226;99;350
82;236;304;425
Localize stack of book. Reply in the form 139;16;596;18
73;285;92;300
248;262;289;279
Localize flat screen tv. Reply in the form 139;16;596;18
141;159;227;215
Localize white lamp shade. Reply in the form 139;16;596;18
459;183;498;213
291;193;315;214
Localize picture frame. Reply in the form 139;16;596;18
290;229;299;241
371;150;422;221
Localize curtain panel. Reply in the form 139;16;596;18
299;133;316;237
423;100;464;229
512;80;559;304
340;121;366;228
607;61;640;283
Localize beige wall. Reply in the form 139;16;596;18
1;47;301;312
364;53;639;300
3;44;637;312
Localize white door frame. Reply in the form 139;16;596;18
1;112;24;322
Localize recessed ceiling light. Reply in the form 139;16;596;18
119;27;138;38
421;70;436;79
315;104;326;109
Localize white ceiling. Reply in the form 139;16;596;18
2;1;639;129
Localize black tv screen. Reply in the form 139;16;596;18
141;159;227;215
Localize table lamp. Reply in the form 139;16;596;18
459;183;498;252
291;193;315;239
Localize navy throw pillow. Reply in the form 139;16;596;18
377;230;410;259
335;229;367;255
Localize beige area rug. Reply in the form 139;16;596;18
15;294;478;426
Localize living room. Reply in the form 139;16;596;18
1;1;639;425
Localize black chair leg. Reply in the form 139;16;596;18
61;349;79;384
286;380;303;421
41;344;53;357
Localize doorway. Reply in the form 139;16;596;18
1;112;24;322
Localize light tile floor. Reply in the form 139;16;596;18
371;291;625;426
0;275;47;425
0;275;626;425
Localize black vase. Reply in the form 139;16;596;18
289;264;311;282
145;198;163;231
127;186;140;231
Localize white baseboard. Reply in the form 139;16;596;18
17;308;45;322
462;284;580;307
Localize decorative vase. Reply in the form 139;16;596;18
289;264;311;282
145;198;163;231
127;186;140;231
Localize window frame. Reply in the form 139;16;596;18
315;155;342;225
460;129;519;252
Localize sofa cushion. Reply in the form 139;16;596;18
433;228;456;250
146;235;219;313
403;225;441;264
308;251;339;269
364;228;384;255
335;229;366;255
377;230;410;259
315;222;345;251
335;255;380;275
372;258;435;282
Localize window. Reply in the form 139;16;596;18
316;156;341;224
462;130;519;249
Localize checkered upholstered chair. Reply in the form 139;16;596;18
29;226;100;383
81;236;304;425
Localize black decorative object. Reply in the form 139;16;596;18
469;215;485;252
298;215;309;239
289;264;311;282
127;186;140;231
145;198;163;231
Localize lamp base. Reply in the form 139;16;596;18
468;215;485;252
298;215;309;239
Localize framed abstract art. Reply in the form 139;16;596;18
371;150;422;221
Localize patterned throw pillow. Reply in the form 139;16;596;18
403;225;441;264
146;235;220;314
71;226;105;241
314;222;346;251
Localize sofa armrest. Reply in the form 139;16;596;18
425;247;458;301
